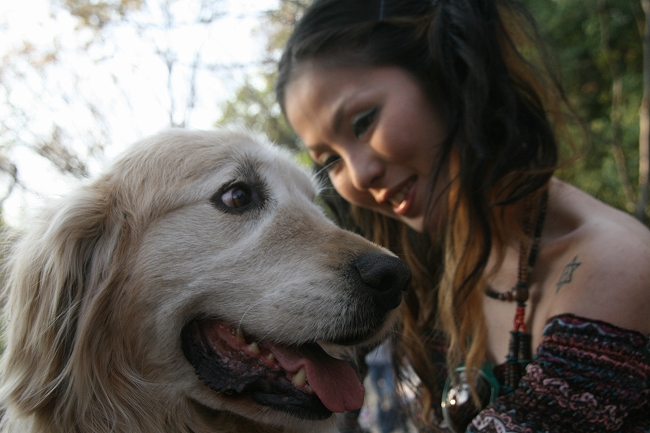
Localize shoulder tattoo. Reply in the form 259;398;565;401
556;255;582;293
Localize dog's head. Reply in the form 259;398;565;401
0;129;410;433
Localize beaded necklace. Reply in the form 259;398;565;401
485;190;548;392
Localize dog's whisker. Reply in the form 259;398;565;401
257;323;289;344
236;292;276;331
313;160;339;178
314;185;338;194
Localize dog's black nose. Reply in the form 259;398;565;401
353;252;411;311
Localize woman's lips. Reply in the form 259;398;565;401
389;177;416;216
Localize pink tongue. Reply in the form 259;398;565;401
270;345;365;413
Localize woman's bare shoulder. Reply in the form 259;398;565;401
543;179;650;334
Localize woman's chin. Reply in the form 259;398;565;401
400;215;424;233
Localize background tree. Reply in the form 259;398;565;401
524;0;647;219
638;0;650;222
0;0;264;223
216;0;307;152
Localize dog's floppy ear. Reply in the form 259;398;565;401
0;178;136;426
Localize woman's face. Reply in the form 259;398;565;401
284;63;447;233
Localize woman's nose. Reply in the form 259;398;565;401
348;149;384;190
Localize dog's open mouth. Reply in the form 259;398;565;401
181;318;365;420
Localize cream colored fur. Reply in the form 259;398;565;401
0;129;398;433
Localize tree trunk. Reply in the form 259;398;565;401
598;0;636;212
637;0;650;222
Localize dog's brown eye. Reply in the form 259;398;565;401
221;186;252;209
211;179;266;214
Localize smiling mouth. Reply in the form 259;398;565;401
388;177;416;209
181;319;366;420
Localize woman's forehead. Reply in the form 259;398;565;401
285;63;420;114
284;63;358;112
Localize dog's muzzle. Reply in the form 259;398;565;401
181;251;411;421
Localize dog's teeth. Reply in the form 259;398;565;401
291;367;307;387
304;384;314;395
266;353;276;362
247;342;260;354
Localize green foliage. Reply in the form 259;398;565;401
525;0;643;213
216;72;299;151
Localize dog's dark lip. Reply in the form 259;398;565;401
181;318;366;419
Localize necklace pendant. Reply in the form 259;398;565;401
510;282;529;303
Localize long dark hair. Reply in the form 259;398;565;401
277;0;565;428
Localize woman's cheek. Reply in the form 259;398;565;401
331;175;354;202
330;175;363;207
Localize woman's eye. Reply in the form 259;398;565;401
352;106;379;139
221;185;252;209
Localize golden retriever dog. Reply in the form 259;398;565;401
0;129;411;433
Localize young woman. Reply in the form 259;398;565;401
276;0;650;431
